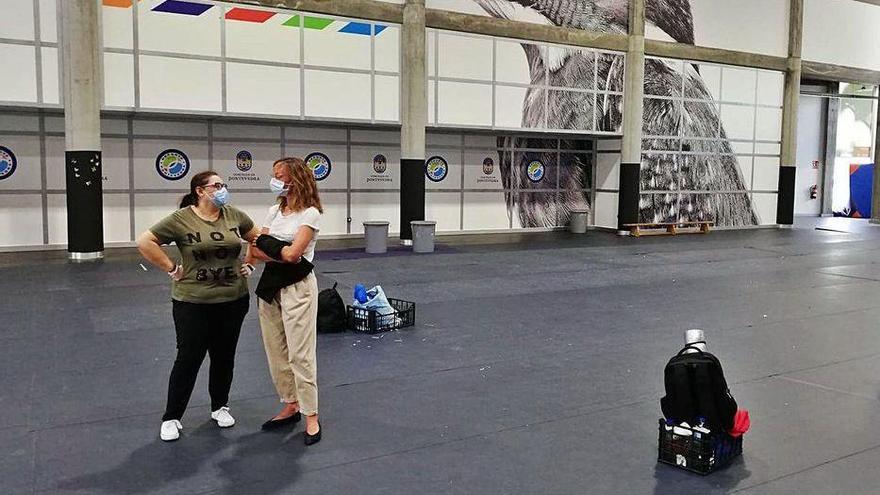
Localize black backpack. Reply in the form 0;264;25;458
317;282;347;333
660;345;737;433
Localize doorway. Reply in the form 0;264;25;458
797;82;877;219
795;86;827;216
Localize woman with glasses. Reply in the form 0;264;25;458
137;170;260;442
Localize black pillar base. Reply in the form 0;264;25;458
400;158;426;241
65;150;104;254
617;162;640;231
776;166;796;225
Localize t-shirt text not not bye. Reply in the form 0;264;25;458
150;205;255;304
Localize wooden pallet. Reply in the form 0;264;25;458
623;221;713;237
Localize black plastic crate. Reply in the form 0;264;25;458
347;298;416;334
657;419;743;475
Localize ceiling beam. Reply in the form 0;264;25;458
424;9;629;52
645;40;789;72
802;60;880;85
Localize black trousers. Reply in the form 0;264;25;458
163;296;249;421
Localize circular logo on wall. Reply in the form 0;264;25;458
0;146;17;181
156;149;190;181
482;157;494;176
235;150;253;172
527;160;545;183
305;152;331;181
372;154;387;174
425;156;448;182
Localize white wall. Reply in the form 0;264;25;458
595;139;622;229
99;0;400;122
428;29;625;134
795;95;825;216
428;0;880;74
0;0;401;119
0;0;60;107
804;0;880;71
430;0;787;57
648;0;788;57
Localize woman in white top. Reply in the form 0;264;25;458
245;156;324;445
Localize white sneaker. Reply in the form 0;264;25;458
211;407;235;428
160;420;182;441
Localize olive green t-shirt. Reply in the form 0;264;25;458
150;205;255;304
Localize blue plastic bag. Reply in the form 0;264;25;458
352;285;394;316
352;285;402;327
353;283;368;304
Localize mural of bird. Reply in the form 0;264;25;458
472;0;758;227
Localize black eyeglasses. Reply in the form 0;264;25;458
202;182;227;190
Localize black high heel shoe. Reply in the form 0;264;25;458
261;411;301;431
304;421;321;445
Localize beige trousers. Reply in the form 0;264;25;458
258;272;319;415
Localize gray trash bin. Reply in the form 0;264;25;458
363;221;390;254
411;220;437;253
569;209;589;234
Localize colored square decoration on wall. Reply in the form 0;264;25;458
151;0;213;16
225;8;275;23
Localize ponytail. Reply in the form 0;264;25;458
180;170;217;209
179;192;198;209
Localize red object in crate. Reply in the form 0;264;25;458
729;410;750;438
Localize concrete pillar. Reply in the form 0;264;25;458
777;0;803;225
399;0;427;243
62;0;104;261
617;0;645;232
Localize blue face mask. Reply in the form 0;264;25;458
269;177;289;195
211;186;230;207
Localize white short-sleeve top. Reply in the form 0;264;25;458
263;205;321;262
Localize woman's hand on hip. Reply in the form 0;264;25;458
167;264;184;281
240;262;255;278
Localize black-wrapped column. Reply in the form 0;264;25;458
65;151;104;255
400;158;426;241
776;166;796;225
617;163;641;230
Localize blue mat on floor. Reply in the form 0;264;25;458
320;244;460;260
